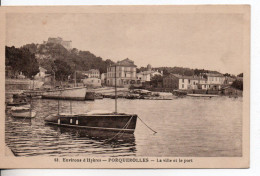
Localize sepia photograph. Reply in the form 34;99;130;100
0;5;250;168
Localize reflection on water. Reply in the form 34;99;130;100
5;97;242;157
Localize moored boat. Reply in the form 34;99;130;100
10;106;36;118
42;87;93;101
45;110;137;133
45;64;139;134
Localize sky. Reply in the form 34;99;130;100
6;12;245;74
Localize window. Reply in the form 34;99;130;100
182;79;184;83
182;84;184;88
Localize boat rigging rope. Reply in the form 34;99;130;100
137;116;157;133
103;115;133;143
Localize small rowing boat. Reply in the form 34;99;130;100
11;106;36;118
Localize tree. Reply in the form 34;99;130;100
237;73;243;77
224;73;231;77
6;46;39;79
231;79;243;90
150;75;163;87
53;59;72;81
162;68;170;76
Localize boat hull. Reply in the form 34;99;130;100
45;114;137;133
42;87;94;101
11;111;36;118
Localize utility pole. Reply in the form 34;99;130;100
115;65;117;114
52;70;56;88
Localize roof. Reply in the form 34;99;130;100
205;73;224;77
88;69;100;73
111;58;137;67
39;67;47;72
171;74;205;80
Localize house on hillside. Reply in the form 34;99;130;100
106;58;137;87
34;67;47;80
43;37;72;50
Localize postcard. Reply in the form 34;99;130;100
0;5;250;168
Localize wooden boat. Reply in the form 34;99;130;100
42;87;94;101
45;110;137;133
10;106;36;118
45;64;138;133
6;100;29;109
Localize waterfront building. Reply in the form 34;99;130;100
106;58;137;87
83;69;100;78
163;74;202;90
137;64;163;83
101;73;107;85
163;73;226;90
205;73;225;84
197;73;225;90
82;78;101;88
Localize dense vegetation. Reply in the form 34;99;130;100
6;42;239;84
139;67;221;77
6;46;39;79
231;79;243;90
6;43;114;81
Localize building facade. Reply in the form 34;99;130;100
106;58;137;87
163;73;224;90
137;64;163;83
82;78;101;88
45;37;72;50
83;69;100;78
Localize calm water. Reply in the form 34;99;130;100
5;97;242;157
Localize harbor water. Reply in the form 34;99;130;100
5;97;242;157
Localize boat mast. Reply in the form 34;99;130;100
115;64;117;114
74;71;77;87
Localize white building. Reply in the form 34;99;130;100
136;64;163;82
101;73;107;85
82;78;101;88
206;73;225;84
83;69;100;78
106;58;137;87
34;67;47;80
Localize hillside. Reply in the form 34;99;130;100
22;43;114;74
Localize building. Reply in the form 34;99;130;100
137;64;163;83
101;73;107;85
106;58;137;87
197;73;225;90
205;73;225;84
163;74;202;90
82;78;101;88
163;73;225;91
82;69;100;78
44;37;72;50
34;67;47;80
